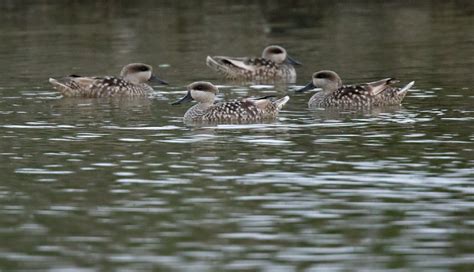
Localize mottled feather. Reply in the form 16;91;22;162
49;76;153;98
48;63;161;98
299;71;414;108
175;82;289;123
206;45;299;82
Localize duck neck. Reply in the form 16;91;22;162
321;87;335;94
323;82;341;94
123;75;139;84
185;102;212;120
196;101;213;110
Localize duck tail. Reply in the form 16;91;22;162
49;77;75;97
206;56;230;74
206;55;254;79
254;95;276;100
398;81;415;95
386;78;400;85
368;78;399;87
273;95;290;110
369;78;400;96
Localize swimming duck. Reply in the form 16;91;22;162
296;70;414;108
49;63;168;98
206;45;301;82
172;81;290;122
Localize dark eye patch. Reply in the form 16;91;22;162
129;65;149;72
315;72;330;79
268;48;283;54
195;84;203;90
137;65;149;72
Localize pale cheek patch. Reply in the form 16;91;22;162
271;53;286;63
191;90;213;102
125;71;151;83
314;79;325;87
137;71;152;82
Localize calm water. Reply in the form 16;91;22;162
1;1;473;271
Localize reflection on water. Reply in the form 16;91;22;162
0;1;473;271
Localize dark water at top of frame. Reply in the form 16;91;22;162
0;1;473;271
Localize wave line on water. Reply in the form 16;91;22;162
103;125;180;131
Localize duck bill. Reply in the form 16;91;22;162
286;55;302;66
171;91;193;105
149;74;169;85
295;82;316;93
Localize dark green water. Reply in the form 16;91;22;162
1;1;473;271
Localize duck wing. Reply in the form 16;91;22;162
49;75;96;96
205;100;261;120
49;76;133;97
246;95;289;110
208;55;278;71
363;78;400;96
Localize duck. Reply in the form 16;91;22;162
296;70;414;108
49;63;168;98
172;81;290;122
206;45;301;82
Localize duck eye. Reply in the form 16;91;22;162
315;73;327;79
138;66;149;72
270;48;283;54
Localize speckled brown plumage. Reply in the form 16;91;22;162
50;76;153;98
49;63;166;98
185;98;286;122
206;45;300;82
172;81;290;123
297;70;414;108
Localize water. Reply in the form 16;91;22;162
1;1;473;271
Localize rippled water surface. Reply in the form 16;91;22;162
1;1;473;271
